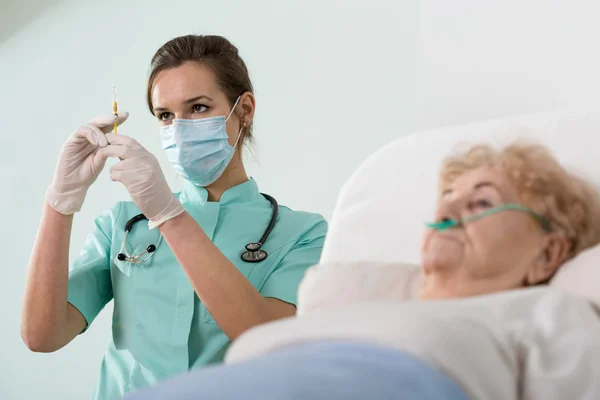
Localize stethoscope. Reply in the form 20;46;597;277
116;193;279;265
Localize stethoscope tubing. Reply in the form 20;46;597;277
117;193;278;265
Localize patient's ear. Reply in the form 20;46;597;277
526;233;570;285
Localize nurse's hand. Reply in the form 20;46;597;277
101;133;186;229
46;113;129;215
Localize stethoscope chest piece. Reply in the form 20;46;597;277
241;242;268;263
239;193;278;263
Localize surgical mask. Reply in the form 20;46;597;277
426;203;552;232
160;97;243;187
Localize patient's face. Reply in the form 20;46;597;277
420;167;562;300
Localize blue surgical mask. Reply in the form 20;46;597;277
160;97;243;186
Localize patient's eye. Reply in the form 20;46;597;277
476;199;492;208
468;198;493;210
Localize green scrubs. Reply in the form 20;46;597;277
67;179;327;400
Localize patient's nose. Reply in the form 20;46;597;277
435;202;457;223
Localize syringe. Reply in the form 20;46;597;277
112;86;118;134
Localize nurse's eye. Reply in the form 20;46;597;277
193;104;209;113
159;112;173;122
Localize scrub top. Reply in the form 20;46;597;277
67;178;328;400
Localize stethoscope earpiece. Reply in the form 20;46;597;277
116;218;163;265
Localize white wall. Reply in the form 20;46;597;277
416;0;600;130
0;1;418;398
0;0;62;46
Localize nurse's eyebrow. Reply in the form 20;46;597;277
184;95;213;104
153;95;214;112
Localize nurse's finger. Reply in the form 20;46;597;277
72;124;99;146
109;159;135;182
89;111;130;134
109;165;122;183
109;160;125;182
105;133;142;149
85;123;108;148
99;144;131;160
91;147;109;175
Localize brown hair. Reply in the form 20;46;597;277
439;142;600;259
147;34;255;143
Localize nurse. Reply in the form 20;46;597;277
21;34;327;400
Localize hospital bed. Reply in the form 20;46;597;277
224;111;600;399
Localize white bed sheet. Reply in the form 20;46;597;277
227;288;600;400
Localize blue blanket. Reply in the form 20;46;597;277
123;341;468;400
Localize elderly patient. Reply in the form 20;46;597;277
421;142;600;299
124;143;600;400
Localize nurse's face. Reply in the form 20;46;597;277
150;61;254;147
419;167;568;300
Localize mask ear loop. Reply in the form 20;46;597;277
232;124;245;149
225;96;244;149
225;96;242;121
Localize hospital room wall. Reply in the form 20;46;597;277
415;0;600;131
0;1;419;399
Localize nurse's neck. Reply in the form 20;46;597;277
205;160;249;202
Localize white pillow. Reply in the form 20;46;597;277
551;244;600;309
298;247;600;315
296;262;421;316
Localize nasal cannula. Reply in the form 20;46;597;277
426;203;552;232
112;86;118;134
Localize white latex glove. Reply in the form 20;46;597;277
46;113;129;215
100;133;185;229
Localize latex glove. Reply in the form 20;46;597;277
101;133;185;229
46;113;129;215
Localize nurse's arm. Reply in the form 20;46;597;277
21;203;87;352
159;211;296;340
